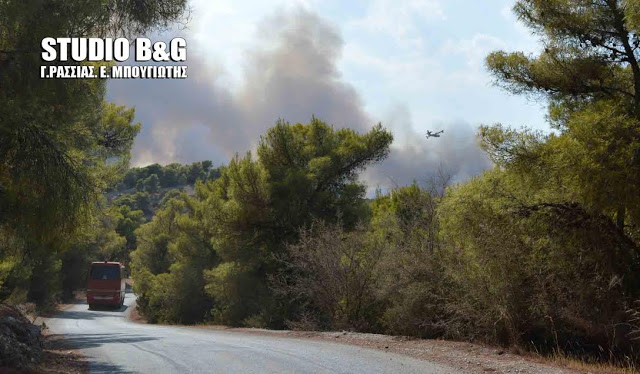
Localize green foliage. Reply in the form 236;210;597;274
487;1;636;107
203;262;267;326
116;161;220;192
274;183;452;337
107;162;223;270
131;194;217;324
257;118;390;230
370;184;453;338
201;118;391;326
114;205;146;253
0;0;185;237
114;192;152;215
131;118;392;326
438;169;640;359
144;174;160;194
486;0;640;231
470;1;640;361
481;103;640;234
2;0;637;369
0;0;186;306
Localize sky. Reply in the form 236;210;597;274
106;0;548;191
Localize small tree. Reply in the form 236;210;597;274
144;174;160;194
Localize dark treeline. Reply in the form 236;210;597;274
114;161;221;193
2;0;640;369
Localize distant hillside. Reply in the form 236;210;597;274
103;161;221;255
112;161;220;193
107;161;220;218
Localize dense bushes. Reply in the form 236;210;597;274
274;173;640;364
439;170;640;361
272;222;388;332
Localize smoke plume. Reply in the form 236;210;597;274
107;8;491;190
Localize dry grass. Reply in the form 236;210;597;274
541;352;638;374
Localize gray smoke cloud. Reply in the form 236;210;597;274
106;8;491;190
362;105;491;191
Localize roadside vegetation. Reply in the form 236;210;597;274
2;0;640;371
0;0;189;307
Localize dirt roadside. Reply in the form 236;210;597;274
28;333;89;374
129;297;632;374
33;299;89;374
193;325;623;374
0;300;88;374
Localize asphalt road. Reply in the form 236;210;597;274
46;291;459;374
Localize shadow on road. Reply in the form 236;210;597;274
47;333;158;350
47;305;128;321
90;361;137;374
90;303;129;313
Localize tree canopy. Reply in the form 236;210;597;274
486;0;640;229
131;118;392;326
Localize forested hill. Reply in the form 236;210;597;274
98;161;221;268
107;161;221;218
113;161;221;194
